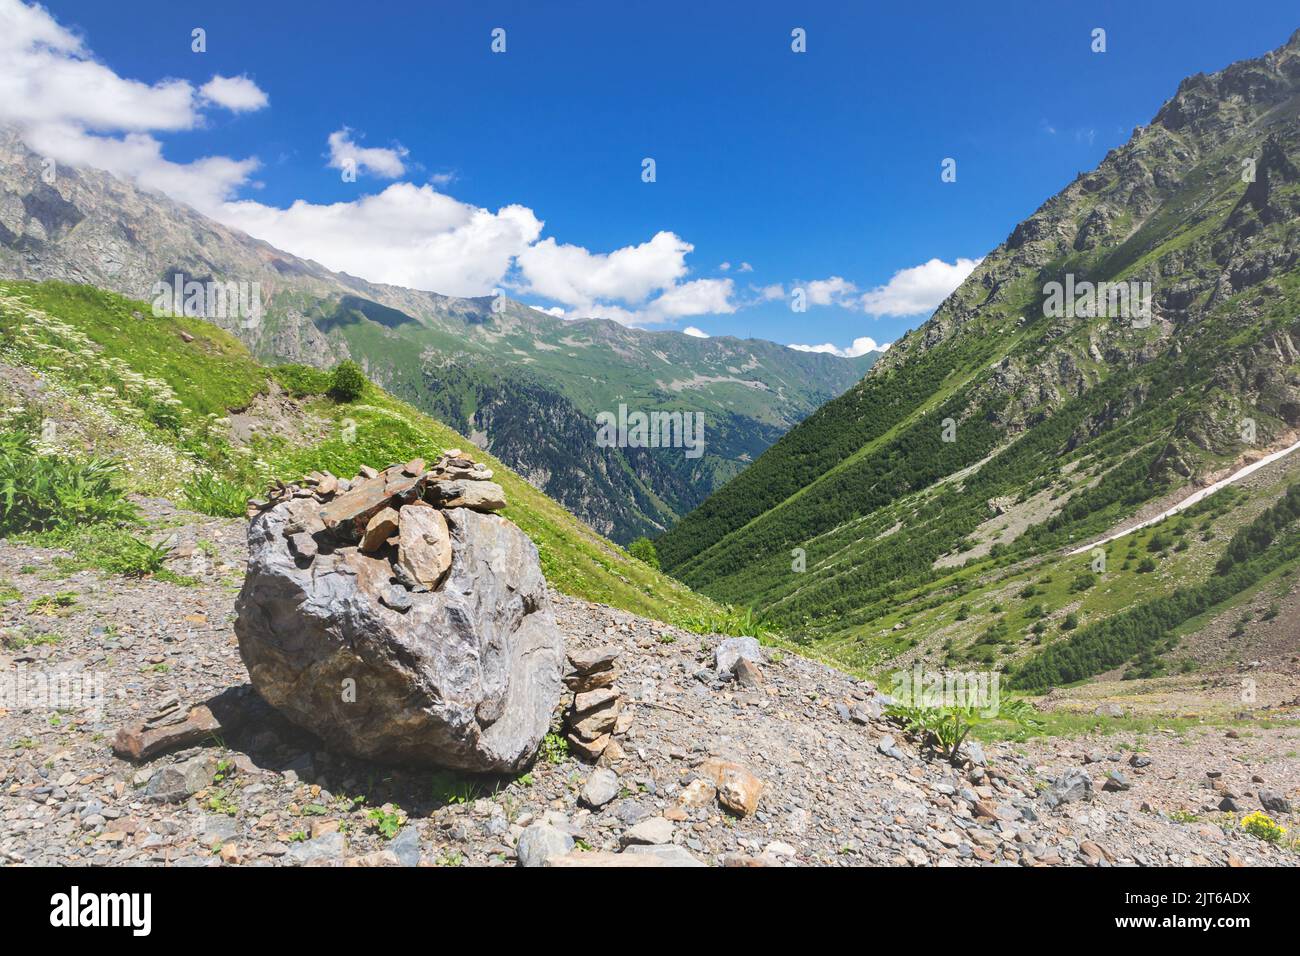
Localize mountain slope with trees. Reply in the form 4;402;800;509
658;30;1300;682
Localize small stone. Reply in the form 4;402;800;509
567;646;620;675
359;507;401;552
397;505;453;589
580;768;620;809
1103;770;1132;792
568;733;610;761
678;779;717;808
622;844;706;867
714;637;761;675
733;658;764;689
1259;790;1292;814
516;824;574;867
621;816;674;847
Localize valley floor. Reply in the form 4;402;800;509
1;502;1297;867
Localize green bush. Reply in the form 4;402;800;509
0;428;137;535
628;537;660;569
328;360;368;402
182;471;250;518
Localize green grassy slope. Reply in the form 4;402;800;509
0;280;733;627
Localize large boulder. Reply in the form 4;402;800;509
235;458;563;773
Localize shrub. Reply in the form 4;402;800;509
1240;811;1286;844
328;360;367;402
627;537;660;569
0;428;137;535
182;471;249;518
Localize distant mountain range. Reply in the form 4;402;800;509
0;128;876;543
659;30;1300;684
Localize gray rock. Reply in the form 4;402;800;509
963;741;987;767
1259;790;1292;814
389;826;421;866
623;844;706;867
714;636;762;675
145;755;216;802
1103;770;1131;792
286;831;346;865
1044;769;1094;807
1128;753;1151;768
621;816;674;846
1219;796;1245;813
580;768;620;808
235;502;564;772
1094;702;1124;718
516;824;573;867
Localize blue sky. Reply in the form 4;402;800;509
7;0;1298;352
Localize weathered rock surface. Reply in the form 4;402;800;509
235;461;562;772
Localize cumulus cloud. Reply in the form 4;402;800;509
788;336;889;358
516;231;692;310
221;185;543;296
858;257;980;317
199;74;269;113
802;275;858;307
326;127;408;179
682;326;710;338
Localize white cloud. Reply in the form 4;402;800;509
221;184;543;296
858;257;980;317
0;0;260;210
326;127;408;179
756;283;785;301
199;75;269;113
682;326;710;338
516;231;692;310
718;261;731;271
802;275;858;307
737;261;753;272
788;336;889;358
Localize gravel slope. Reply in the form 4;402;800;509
1;503;1296;867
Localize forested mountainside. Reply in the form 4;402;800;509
659;30;1300;683
0;129;875;543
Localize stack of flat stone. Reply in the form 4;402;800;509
243;450;507;601
563;646;634;761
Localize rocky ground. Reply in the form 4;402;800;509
1;502;1297;867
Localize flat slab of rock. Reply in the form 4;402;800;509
427;479;507;513
321;470;422;539
113;687;263;762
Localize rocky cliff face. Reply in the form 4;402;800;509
0;128;875;542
